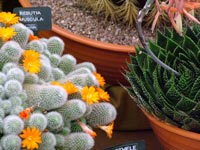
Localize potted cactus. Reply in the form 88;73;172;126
18;0;136;85
125;0;200;150
18;0;168;85
0;12;117;150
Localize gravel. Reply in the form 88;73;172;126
30;0;156;46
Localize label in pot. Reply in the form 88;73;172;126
13;7;52;34
103;141;145;150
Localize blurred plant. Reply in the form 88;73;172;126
152;0;200;35
78;0;139;26
115;0;139;26
143;0;170;28
80;0;118;21
77;0;197;28
136;0;200;75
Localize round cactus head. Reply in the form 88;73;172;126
1;134;21;150
28;113;47;131
3;115;24;134
56;99;86;121
86;102;117;127
4;80;23;97
63;133;94;150
26;40;44;53
11;23;32;48
46;111;64;131
58;54;77;75
47;36;64;55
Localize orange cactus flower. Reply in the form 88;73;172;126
78;121;97;138
152;0;200;35
19;107;33;120
29;34;39;41
99;122;114;139
93;72;106;87
20;127;42;150
96;87;110;102
19;109;30;120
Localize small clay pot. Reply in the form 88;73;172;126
143;110;200;150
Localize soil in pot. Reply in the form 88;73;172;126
28;0;156;46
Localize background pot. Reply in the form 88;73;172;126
143;110;200;150
18;0;135;86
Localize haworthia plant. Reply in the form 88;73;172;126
126;24;200;132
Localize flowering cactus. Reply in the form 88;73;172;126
0;12;117;150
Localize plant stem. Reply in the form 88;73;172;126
136;0;179;76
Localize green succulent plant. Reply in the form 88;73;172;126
126;24;200;132
0;12;117;150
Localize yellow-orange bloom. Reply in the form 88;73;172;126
99;122;114;138
51;81;78;94
51;81;63;86
22;50;41;74
0;27;16;42
93;72;105;87
20;127;42;150
96;87;110;102
152;1;200;35
64;81;78;94
0;12;20;26
81;86;99;105
51;81;66;91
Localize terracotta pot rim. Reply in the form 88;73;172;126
19;0;135;53
142;110;200;140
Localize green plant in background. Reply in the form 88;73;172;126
115;0;139;26
126;0;200;132
143;1;169;28
78;0;139;26
0;12;117;150
77;0;180;27
94;0;118;21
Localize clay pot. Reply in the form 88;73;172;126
18;0;135;85
143;111;200;150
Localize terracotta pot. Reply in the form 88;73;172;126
18;0;135;86
143;110;200;150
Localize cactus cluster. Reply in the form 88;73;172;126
0;12;117;150
126;24;200;132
